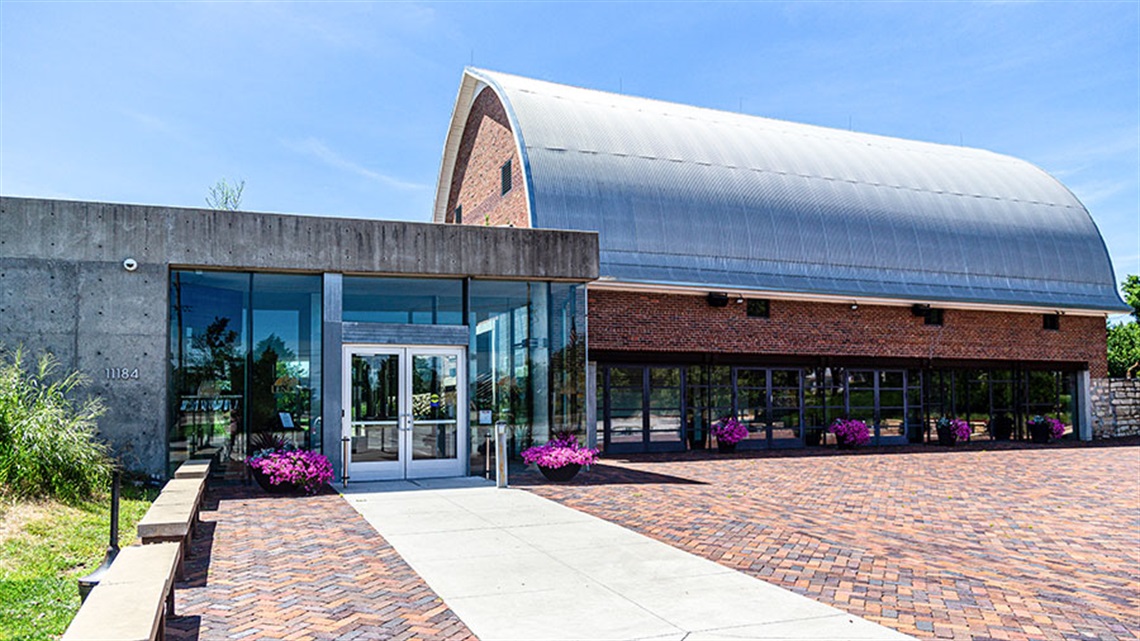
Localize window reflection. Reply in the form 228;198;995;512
169;271;322;477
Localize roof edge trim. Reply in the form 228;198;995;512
588;279;1122;317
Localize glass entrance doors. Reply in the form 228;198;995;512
343;346;466;480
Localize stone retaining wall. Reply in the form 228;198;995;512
1091;378;1140;438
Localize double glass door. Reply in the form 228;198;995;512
343;346;466;480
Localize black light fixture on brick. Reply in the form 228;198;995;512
707;292;729;307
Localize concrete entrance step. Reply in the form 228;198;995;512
341;478;914;641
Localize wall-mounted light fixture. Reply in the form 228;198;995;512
850;302;859;310
707;292;729;307
122;258;138;272
735;295;744;304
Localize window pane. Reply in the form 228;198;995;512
737;369;767;389
879;406;906;437
251;273;323;452
772;388;799;409
170;271;248;474
849;370;874;389
344;276;463;325
650;367;681;387
610;367;643;388
649;387;681;407
610;388;643;410
880;390;904;408
880;371;904;388
772;370;800;388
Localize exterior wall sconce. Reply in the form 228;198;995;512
850;302;859;310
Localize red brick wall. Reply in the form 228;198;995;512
589;290;1108;376
446;87;529;228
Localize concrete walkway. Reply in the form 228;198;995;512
341;478;914;641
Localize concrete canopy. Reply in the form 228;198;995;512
434;68;1127;314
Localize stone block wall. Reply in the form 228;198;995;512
1091;378;1140;438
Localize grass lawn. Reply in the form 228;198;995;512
0;485;157;641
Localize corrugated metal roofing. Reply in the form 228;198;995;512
439;68;1126;312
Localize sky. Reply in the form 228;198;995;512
2;1;1138;297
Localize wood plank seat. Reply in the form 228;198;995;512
61;578;167;641
100;542;182;617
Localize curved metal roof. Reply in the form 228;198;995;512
435;68;1126;313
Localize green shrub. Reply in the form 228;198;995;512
0;347;112;503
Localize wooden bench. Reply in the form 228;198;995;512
61;578;168;641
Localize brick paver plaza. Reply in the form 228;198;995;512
521;441;1140;641
167;441;1138;640
168;485;475;641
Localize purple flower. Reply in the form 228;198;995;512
249;449;333;494
938;417;971;442
829;418;871;446
521;432;599;469
712;418;749;445
1028;415;1067;441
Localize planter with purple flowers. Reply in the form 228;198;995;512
829;418;871;449
1027;415;1066;444
248;448;334;495
936;417;971;446
522;432;599;483
712;417;748;453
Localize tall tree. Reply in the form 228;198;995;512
1107;274;1140;377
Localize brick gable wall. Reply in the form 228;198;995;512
446;87;529;228
589;290;1108;376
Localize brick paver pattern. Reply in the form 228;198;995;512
520;442;1140;641
168;485;475;641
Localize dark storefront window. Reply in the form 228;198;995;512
169;271;322;476
597;364;687;453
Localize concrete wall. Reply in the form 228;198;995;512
1090;378;1140;438
0;197;598;476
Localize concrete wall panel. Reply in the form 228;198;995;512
1;196;598;478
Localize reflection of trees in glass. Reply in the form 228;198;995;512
189;317;241;394
251;334;309;436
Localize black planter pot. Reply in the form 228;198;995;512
717;442;737;454
990;415;1014;441
250;465;301;494
835;436;856;450
936;426;957;446
1029;424;1051;444
538;463;581;482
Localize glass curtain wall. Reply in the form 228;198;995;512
921;368;1077;441
169;271;322;476
468;281;586;473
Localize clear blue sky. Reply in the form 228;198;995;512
2;1;1137;291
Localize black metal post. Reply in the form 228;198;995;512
77;469;121;602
